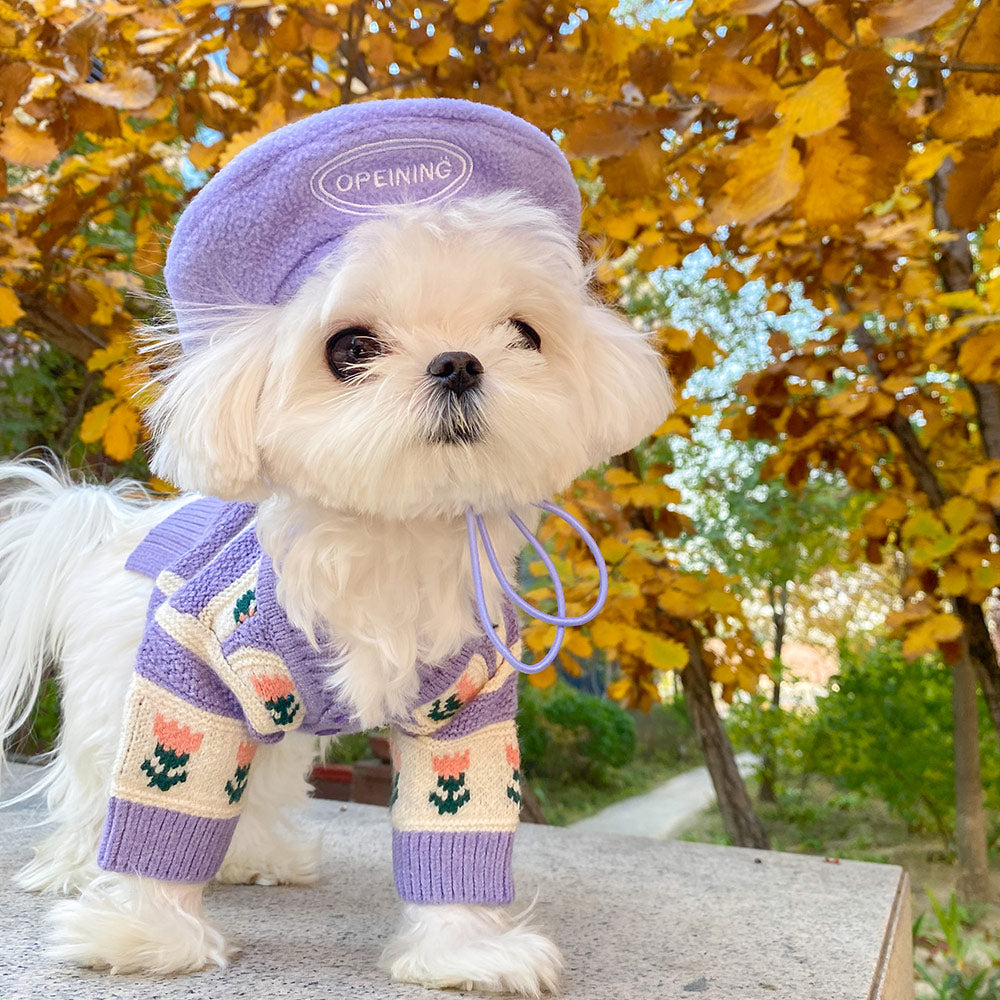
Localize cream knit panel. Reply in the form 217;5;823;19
110;675;257;820
390;719;521;834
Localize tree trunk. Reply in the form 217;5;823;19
954;595;1000;754
679;636;770;849
953;641;995;903
518;780;548;824
758;582;788;805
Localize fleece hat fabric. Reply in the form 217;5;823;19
165;98;582;343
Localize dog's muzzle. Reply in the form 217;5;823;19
427;352;485;444
427;351;484;397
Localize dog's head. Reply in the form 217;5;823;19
147;193;672;519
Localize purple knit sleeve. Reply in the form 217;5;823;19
98;512;305;883
390;604;522;905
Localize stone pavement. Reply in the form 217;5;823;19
570;753;758;839
2;763;912;999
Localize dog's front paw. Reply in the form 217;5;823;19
381;902;562;998
48;874;237;975
216;832;321;886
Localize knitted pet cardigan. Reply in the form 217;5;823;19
97;498;522;904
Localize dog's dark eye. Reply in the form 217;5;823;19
325;327;384;380
508;318;541;351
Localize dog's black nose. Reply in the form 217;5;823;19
427;351;484;396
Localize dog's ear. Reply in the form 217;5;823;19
577;302;674;461
145;315;275;501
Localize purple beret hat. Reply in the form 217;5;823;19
165;97;581;337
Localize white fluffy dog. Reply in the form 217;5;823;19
0;106;669;996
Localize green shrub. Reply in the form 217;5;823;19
631;697;698;765
796;641;1000;843
725;689;810;796
323;731;372;764
518;681;636;784
8;673;60;758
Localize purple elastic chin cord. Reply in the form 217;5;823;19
465;500;609;674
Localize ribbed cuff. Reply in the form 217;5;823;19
393;830;514;904
98;797;239;883
125;497;227;579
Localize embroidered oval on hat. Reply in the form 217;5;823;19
309;137;474;216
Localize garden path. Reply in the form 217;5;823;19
568;752;758;839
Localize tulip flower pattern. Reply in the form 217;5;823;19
141;714;204;791
225;740;257;804
251;673;301;727
426;669;480;722
505;742;522;807
233;589;257;624
429;749;471;815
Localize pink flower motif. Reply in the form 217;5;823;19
236;740;257;769
432;749;470;780
505;742;520;769
152;714;204;756
251;673;296;701
455;671;480;704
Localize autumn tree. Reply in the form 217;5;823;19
2;0;781;845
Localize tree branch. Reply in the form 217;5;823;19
19;294;105;363
789;1;1000;76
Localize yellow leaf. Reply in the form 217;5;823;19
795;127;874;229
604;467;639;487
639;241;682;269
148;476;176;495
958;329;1000;382
936;290;983;312
934;85;1000;141
711;127;804;227
702;57;783;121
599;537;631;563
74;67;157;110
83;279;121;325
526;663;557;689
79;399;116;444
643;633;688;671
931;612;963;642
607;676;632;701
777;67;850;137
454;0;491;22
86;337;129;372
591;619;629;649
417;28;454;66
0;285;24;325
973;563;1000;592
188;140;222;172
563;630;593;658
0;121;59;168
219;102;286;168
905;140;958;183
941;496;978;536
490;0;522;41
901;620;937;659
103;403;141;461
938;565;967;596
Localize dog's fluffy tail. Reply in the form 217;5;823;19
0;456;153;764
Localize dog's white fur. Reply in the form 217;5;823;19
0;195;671;995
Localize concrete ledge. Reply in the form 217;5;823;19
2;765;912;999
